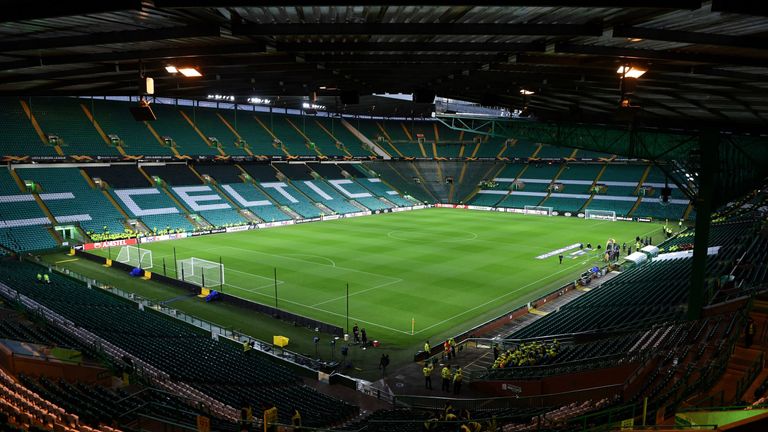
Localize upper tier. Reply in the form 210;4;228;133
0;97;616;161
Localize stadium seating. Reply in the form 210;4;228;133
0;170;59;252
315;116;372;157
256;180;325;218
254;112;309;156
194;164;245;184
474;137;506;158
0;260;358;427
217;182;291;222
0;365;117;432
291;180;362;214
83;165;150;189
586;164;645;217
358;177;415;207
495;164;561;209
180;106;247;156
148;104;219;156
503;140;539;159
221;111;279;156
88;98;174;156
109;187;195;233
274;163;316;180
0;98;57;156
286;115;344;156
0;227;58;252
142;165;247;227
17;168;127;236
29;98;119;156
142;164;202;186
0;320;85;350
536;143;575;159
16;374;236;431
512;257;704;338
240;164;279;182
362;161;435;203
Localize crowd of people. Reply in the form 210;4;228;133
86;221;251;242
491;340;559;368
422;404;492;432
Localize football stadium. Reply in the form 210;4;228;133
0;3;767;432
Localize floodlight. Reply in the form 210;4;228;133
616;66;646;79
178;67;202;77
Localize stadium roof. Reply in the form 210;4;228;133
1;1;768;127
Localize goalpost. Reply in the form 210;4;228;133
116;245;153;269
176;257;225;289
585;209;617;221
523;205;553;216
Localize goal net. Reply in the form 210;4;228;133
116;246;153;269
523;205;553;216
177;257;225;288
585;209;617;221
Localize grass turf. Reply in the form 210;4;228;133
82;208;661;346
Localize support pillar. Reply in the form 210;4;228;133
687;129;718;320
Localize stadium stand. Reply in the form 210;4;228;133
539;163;602;213
146;104;219;156
496;163;561;209
285;115;345;157
503;140;539;159
0;365;118;432
28;98;119;157
218;182;292;222
290;178;362;215
142;165;247;227
274;163;315;180
240;164;279;182
586;164;647;217
0;170;58;252
0;260;358;427
222;112;280;156
16;168;127;237
0;98;57;157
364;161;436;203
254;112;308;156
179;106;247;156
536;143;575;159
316;116;372;157
83;165;151;189
512;257;698;338
110;186;195;234
194;164;245;184
88;99;174;156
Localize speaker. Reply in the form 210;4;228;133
661;187;672;203
413;89;436;104
340;91;359;105
129;104;156;121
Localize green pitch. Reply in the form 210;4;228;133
88;208;660;346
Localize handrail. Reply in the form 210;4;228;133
471;353;644;382
395;383;623;410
